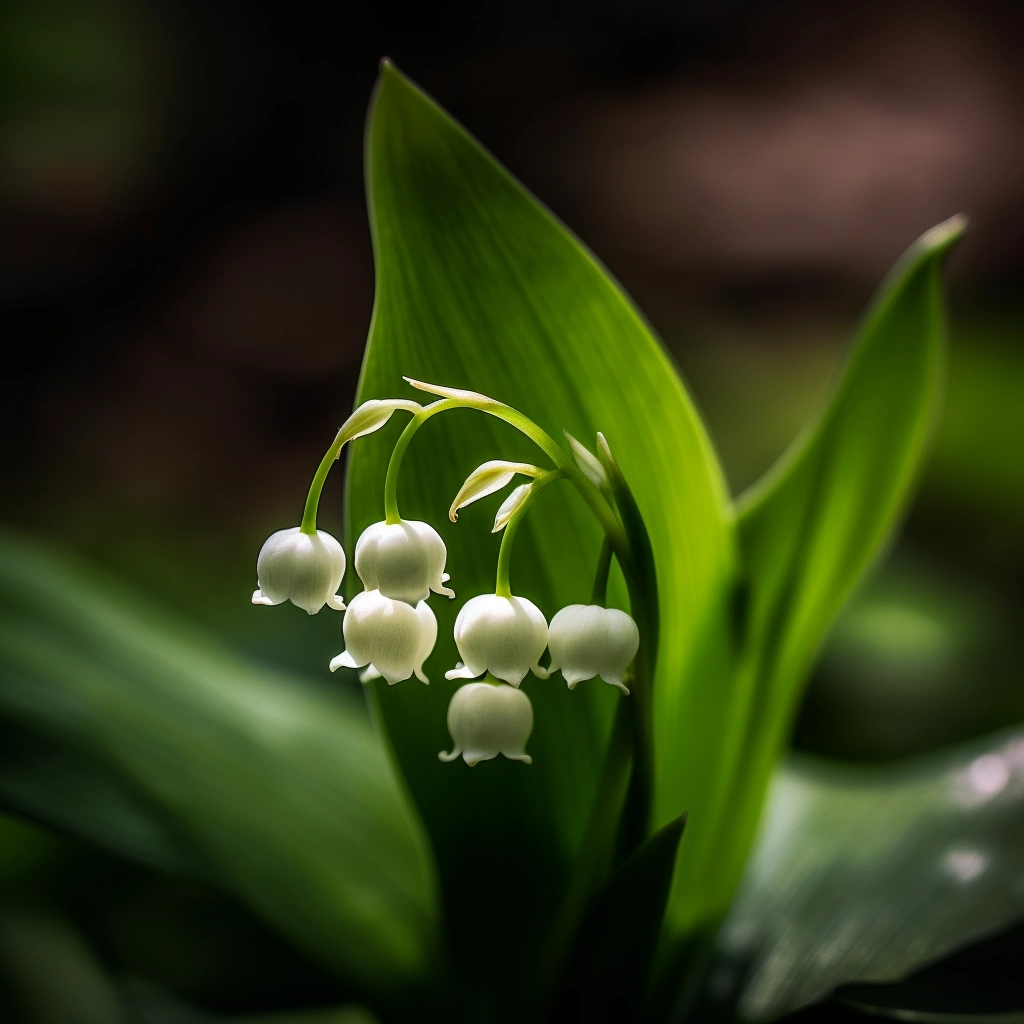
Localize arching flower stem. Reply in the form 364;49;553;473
390;383;631;567
301;438;346;535
494;470;561;598
301;399;422;534
384;399;461;524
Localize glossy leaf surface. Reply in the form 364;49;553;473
721;728;1024;1020
0;531;440;991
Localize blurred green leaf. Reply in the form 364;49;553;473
0;530;440;992
720;728;1024;1020
0;728;203;877
349;61;734;989
794;556;1024;761
0;909;129;1024
675;219;964;931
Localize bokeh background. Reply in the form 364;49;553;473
2;0;1023;1017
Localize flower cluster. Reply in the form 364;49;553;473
252;385;641;768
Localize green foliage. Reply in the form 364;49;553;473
0;530;440;993
348;62;733;1001
670;217;964;934
725;727;1024;1020
0;60;980;1023
349;63;962;977
547;815;687;1021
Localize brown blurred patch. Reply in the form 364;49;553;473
535;5;1024;286
177;201;373;377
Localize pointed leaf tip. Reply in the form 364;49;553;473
916;213;969;255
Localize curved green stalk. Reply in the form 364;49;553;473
300;441;342;535
393;384;631;565
383;400;461;523
494;472;561;597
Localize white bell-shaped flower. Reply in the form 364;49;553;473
329;589;436;685
446;594;549;687
547;604;639;694
252;527;346;614
438;682;533;766
354;520;454;605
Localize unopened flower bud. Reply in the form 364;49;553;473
403;376;490;404
446;594;549;687
336;398;422;447
329;589;436;685
564;432;609;491
547;604;639;694
449;460;542;522
252;527;346;615
438;682;533;766
492;483;532;533
354;520;454;604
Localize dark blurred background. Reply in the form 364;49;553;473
2;0;1023;1017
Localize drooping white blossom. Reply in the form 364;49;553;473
329;589;436;685
354;520;454;605
446;594;549;687
252;527;346;615
546;604;639;694
438;682;533;766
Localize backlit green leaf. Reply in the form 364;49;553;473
670;219;964;935
347;62;734;992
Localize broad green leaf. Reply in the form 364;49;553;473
719;728;1024;1020
348;62;734;985
668;219;964;935
0;724;204;877
0;530;440;991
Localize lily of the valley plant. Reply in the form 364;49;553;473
0;59;989;1024
240;61;971;1023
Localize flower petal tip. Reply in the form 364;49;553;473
445;665;479;681
329;650;359;673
